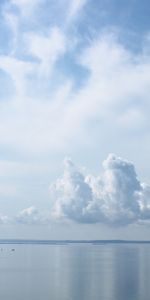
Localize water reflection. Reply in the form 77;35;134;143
113;245;140;300
0;243;150;300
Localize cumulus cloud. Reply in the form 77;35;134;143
50;154;150;226
16;206;50;225
50;158;96;223
1;154;150;227
0;207;50;226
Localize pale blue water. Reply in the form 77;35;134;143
0;242;150;300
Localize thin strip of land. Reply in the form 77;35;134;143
0;239;150;245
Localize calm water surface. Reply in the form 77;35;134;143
0;243;150;300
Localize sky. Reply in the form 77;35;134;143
0;0;150;239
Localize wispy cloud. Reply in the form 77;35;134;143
25;27;67;77
67;0;87;21
0;29;150;159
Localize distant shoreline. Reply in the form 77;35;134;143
0;239;150;245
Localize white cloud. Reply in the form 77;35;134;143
0;206;50;226
25;27;66;77
67;0;87;20
117;108;146;130
0;155;150;227
50;158;95;223
0;55;34;97
16;206;50;225
50;154;150;226
0;31;150;158
3;10;19;54
1;0;150;213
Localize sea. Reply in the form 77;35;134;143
0;240;150;300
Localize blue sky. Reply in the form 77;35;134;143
0;0;150;239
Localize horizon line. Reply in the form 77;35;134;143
0;239;150;245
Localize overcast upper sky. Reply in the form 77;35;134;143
0;0;150;239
